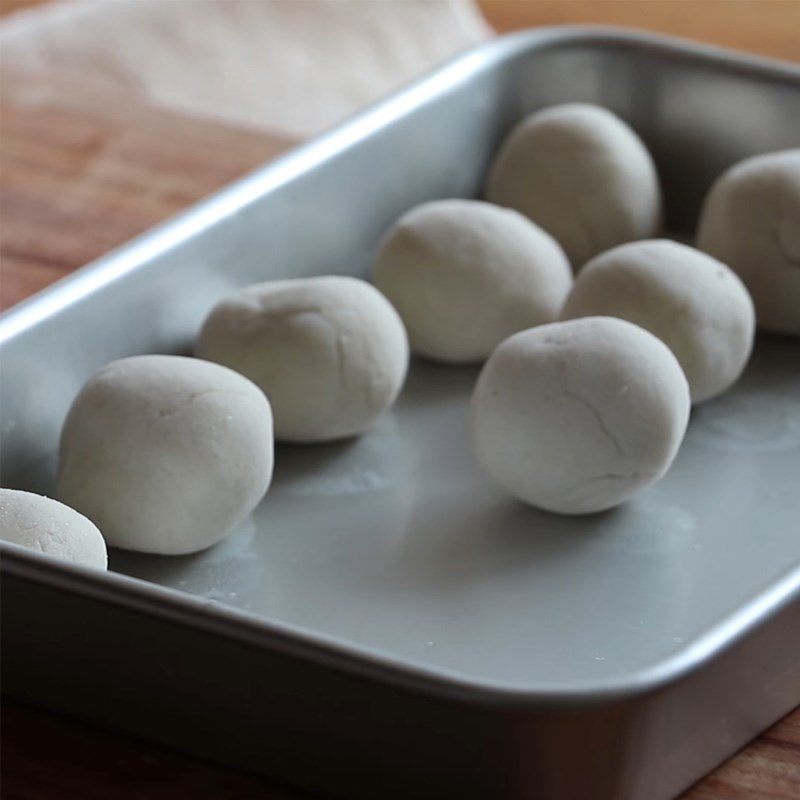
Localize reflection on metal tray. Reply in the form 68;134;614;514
2;27;799;800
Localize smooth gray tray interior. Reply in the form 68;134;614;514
2;30;799;693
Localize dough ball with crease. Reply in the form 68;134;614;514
486;103;662;269
470;317;690;514
372;199;572;364
561;239;755;403
697;149;800;336
197;276;408;442
58;355;273;555
0;488;107;569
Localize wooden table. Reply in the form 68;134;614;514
1;1;798;798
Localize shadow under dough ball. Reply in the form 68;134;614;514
697;149;800;336
0;488;108;569
486;103;662;269
372;199;573;364
561;239;755;403
470;317;690;515
58;355;274;555
197;276;409;443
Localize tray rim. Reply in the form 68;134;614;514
2;25;800;709
3;539;799;708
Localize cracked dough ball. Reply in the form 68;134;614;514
486;103;662;269
58;355;273;555
0;488;107;569
372;199;572;364
697;149;800;336
561;240;755;403
197;276;408;442
470;317;690;514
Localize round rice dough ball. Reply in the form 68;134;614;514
486;103;662;269
0;488;107;569
561;239;755;403
697;149;800;336
470;317;690;515
372;199;573;364
58;355;273;555
197;276;408;443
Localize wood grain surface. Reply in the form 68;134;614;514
478;0;800;61
0;71;292;310
1;1;799;798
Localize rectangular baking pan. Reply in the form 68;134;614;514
2;27;799;800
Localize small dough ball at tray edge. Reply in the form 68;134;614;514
0;488;107;569
372;199;573;364
58;355;273;555
470;317;690;515
486;103;662;269
561;239;755;403
197;276;409;443
697;149;800;336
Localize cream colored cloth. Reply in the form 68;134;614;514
0;0;492;138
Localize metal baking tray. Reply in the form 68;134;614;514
2;27;799;800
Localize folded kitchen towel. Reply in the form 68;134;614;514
0;0;492;138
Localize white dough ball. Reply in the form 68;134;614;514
372;199;573;364
0;488;108;569
58;355;273;555
197;276;408;442
697;149;800;336
561;240;755;403
486;103;662;268
470;317;690;514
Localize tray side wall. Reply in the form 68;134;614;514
3;566;799;800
